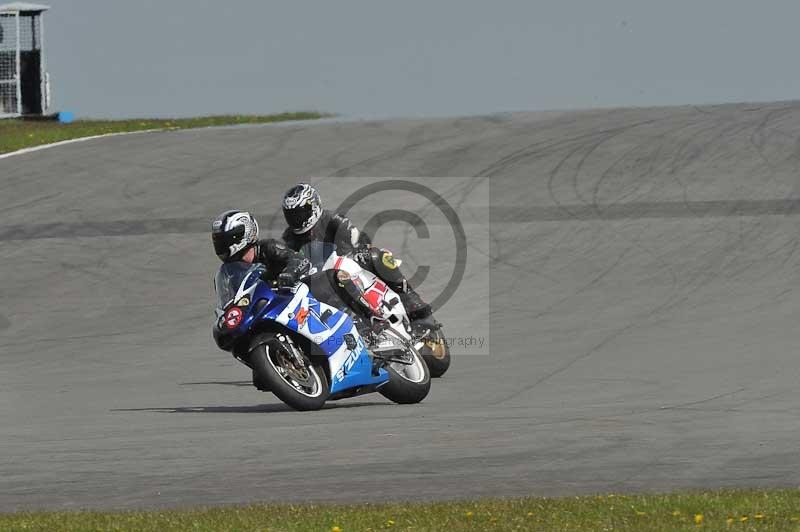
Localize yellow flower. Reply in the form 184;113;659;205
726;517;734;526
526;512;534;517
672;510;681;517
694;514;704;524
636;511;647;517
386;519;395;527
740;516;748;522
465;511;473;519
331;526;342;532
754;513;764;519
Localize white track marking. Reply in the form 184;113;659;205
0;116;348;162
0;129;162;161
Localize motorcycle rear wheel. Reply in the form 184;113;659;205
419;327;451;378
250;338;329;411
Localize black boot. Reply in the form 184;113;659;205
411;314;439;338
398;286;431;320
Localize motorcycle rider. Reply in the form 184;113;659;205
211;210;311;286
280;183;432;321
212;209;382;340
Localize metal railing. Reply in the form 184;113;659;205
0;12;20;117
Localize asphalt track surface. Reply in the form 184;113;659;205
4;102;800;511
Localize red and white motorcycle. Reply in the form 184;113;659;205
299;242;451;377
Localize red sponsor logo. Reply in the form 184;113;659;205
224;306;243;329
295;306;310;327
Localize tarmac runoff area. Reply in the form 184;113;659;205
3;102;800;510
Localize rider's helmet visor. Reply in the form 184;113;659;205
284;202;315;231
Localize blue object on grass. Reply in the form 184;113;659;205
58;111;74;124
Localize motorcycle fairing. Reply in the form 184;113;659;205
256;282;388;394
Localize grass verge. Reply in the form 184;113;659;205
4;490;800;531
0;112;331;155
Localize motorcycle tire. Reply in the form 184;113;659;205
420;327;451;378
379;346;431;404
249;339;329;411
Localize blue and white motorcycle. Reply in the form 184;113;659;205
212;258;430;411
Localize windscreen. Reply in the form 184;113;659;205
299;241;337;269
214;262;265;308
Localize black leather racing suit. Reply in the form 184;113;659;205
282;210;370;256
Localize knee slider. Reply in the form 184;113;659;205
371;247;404;284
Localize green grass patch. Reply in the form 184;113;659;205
4;490;800;531
0;111;331;154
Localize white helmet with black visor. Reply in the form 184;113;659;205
211;210;259;262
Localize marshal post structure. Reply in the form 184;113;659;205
0;2;49;118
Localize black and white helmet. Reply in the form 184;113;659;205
282;183;322;234
211;210;259;262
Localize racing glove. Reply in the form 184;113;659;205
351;246;372;266
277;271;298;290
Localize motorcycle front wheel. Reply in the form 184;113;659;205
249;337;329;411
378;344;431;404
